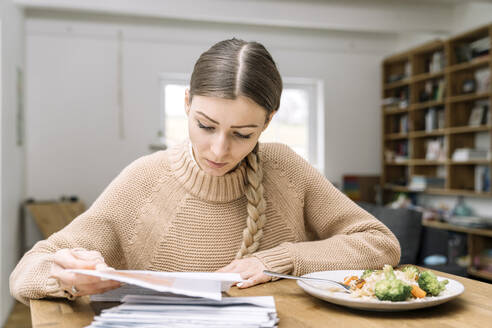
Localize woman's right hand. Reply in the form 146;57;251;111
49;248;122;297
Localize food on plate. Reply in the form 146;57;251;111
340;265;449;302
418;270;449;296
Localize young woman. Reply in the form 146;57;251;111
10;38;400;305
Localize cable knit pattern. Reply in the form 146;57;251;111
10;141;401;305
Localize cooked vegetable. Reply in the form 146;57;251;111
418;271;449;296
355;279;366;289
410;285;426;298
361;269;375;279
343;275;359;285
401;265;420;281
374;265;412;302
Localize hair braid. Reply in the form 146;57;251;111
235;144;267;259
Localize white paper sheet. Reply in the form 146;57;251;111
68;270;242;301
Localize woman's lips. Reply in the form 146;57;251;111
206;159;227;169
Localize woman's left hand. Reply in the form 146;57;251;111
216;257;271;288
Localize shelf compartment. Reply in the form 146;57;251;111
410;100;445;111
449;160;491;165
411;159;447;165
468;267;492;280
446;55;491;73
426;188;492;197
385;161;410;166
384;113;409;135
383;107;409;115
383;184;412;192
447;92;490;104
448;99;489;128
383;166;409;187
384;79;411;90
412;71;445;83
410;130;446;138
448;125;492;134
385;133;409;140
422;220;492;237
448;165;485;191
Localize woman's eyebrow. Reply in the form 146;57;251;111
196;111;258;128
230;124;258;128
196;111;219;124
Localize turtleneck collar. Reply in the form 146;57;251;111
169;141;248;203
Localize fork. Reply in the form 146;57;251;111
263;270;352;293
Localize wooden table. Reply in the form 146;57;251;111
31;269;492;328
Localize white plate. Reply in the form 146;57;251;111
297;270;464;311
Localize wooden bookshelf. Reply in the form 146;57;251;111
382;25;492;282
382;23;492;201
422;220;492;281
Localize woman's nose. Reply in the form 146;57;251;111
210;134;229;159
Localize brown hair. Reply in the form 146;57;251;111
189;38;282;259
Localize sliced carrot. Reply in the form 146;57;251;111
411;285;426;298
355;279;366;289
343;276;359;285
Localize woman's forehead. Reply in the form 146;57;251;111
191;95;267;125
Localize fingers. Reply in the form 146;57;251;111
50;248;118;297
217;257;272;288
237;272;270;289
67;280;122;297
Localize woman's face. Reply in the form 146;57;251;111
185;90;272;176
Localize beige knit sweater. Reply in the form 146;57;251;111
10;142;400;305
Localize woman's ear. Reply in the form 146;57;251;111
262;111;275;131
184;88;191;116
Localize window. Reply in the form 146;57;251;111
159;74;325;174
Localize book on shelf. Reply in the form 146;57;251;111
474;68;490;94
474;165;491;192
425;138;446;161
435;79;446;101
408;175;445;191
452;148;490;162
400;114;408;133
425;108;437;131
429;51;445;73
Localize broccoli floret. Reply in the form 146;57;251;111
382;264;396;279
361;269;375;279
418;271;448;296
375;279;412;301
401;265;420;281
374;265;412;302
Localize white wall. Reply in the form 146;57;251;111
24;12;398;205
0;0;25;325
452;2;492;34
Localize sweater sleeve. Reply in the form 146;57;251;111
10;154;160;305
254;144;401;277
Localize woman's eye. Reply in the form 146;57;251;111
197;121;214;131
234;132;252;139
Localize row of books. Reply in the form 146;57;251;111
456;36;490;63
452;148;491;162
475;166;491;192
408;175;445;191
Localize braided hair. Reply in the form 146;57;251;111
189;38;282;258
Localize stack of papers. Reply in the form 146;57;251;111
69;270;279;327
85;295;278;328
